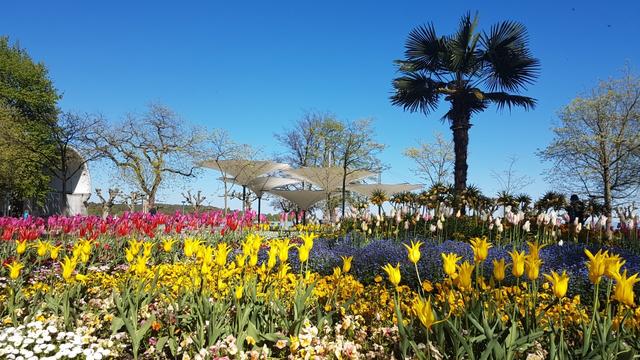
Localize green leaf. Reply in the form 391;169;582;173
156;336;168;353
110;317;125;334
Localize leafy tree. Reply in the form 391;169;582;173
0;104;50;209
0;36;59;123
391;13;539;196
538;68;640;228
0;36;61;209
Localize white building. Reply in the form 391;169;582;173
45;147;92;215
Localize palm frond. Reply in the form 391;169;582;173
404;24;448;73
483;92;536;110
391;73;444;114
480;21;540;92
441;89;488;122
448;12;481;74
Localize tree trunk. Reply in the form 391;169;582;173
101;205;110;219
60;182;68;216
603;165;613;240
450;112;472;194
341;166;347;219
146;193;155;213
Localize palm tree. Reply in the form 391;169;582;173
370;189;388;217
391;13;539;194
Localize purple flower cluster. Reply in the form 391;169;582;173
286;237;640;298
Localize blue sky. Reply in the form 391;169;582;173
2;1;639;211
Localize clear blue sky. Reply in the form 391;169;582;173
2;1;639;211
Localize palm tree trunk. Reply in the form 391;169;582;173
450;112;472;194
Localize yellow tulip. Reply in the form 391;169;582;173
214;243;231;267
36;240;49;257
235;285;243;300
492;258;506;282
16;240;27;255
605;253;625;279
526;241;546;260
142;242;153;258
403;240;423;264
125;247;136;263
341;256;353;273
132;255;148;276
509;250;526;278
612;270;640;306
60;256;77;282
162;238;175;252
470;237;492;263
299;232;318;250
413;296;436;330
249;253;259;267
201;259;212;275
235;254;247;267
298;245;310;263
525;256;542;281
183;238;201;257
128;239;142;255
333;266;342;278
382;263;401;287
543;270;570;299
441;253;461;277
585;249;608;285
456;261;474;290
277;238;293;263
75;273;89;284
49;245;61;260
5;260;24;279
278;263;291;278
267;245;278;269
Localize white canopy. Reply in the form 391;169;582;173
230;176;300;198
269;190;327;211
200;160;290;186
347;183;422;198
284;166;375;194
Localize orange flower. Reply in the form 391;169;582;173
151;320;162;331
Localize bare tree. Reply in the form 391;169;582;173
275;111;349;168
539;67;640;234
182;190;206;213
95;188;120;218
123;191;144;212
490;156;534;196
205;129;256;214
403;132;454;186
275;112;344;219
87;103;205;210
